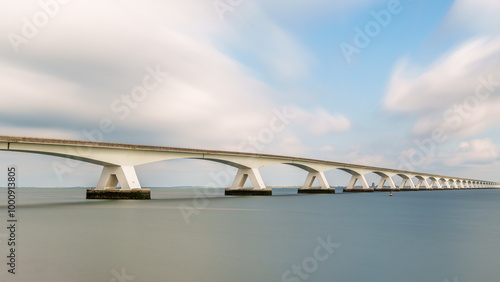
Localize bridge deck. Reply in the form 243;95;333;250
0;135;487;182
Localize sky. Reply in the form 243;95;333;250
0;0;499;188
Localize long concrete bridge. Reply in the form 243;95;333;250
0;135;498;198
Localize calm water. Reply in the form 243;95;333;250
0;188;499;282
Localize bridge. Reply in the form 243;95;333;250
0;135;498;198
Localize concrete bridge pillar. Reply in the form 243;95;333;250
344;172;372;192
302;171;330;189
429;178;442;189
87;166;150;199
416;177;431;190
225;168;271;196
298;171;335;194
399;176;416;191
230;168;266;189
440;179;451;189
376;175;396;191
96;165;141;190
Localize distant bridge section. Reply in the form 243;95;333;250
0;136;498;197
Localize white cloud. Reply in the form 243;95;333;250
384;0;500;140
219;2;316;80
344;149;395;168
446;0;500;35
379;0;500;182
0;62;87;114
0;0;350;155
384;36;500;138
440;139;499;166
385;37;500;113
275;137;308;156
320;145;335;152
293;107;351;135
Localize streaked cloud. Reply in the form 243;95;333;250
293;107;351;135
445;0;500;35
384;36;500;138
0;0;350;153
440;139;499;166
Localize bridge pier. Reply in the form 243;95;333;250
416;177;432;190
400;188;419;191
86;189;151;199
343;173;373;192
225;168;272;196
96;166;141;190
298;188;336;194
441;179;453;190
418;187;434;191
87;165;151;199
399;176;416;190
399;178;419;191
224;189;272;196
429;177;442;190
374;174;397;192
298;171;335;194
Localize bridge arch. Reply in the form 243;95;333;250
415;176;430;188
396;173;416;189
336;168;369;189
371;171;396;189
428;177;441;188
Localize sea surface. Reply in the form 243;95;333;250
0;188;499;282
